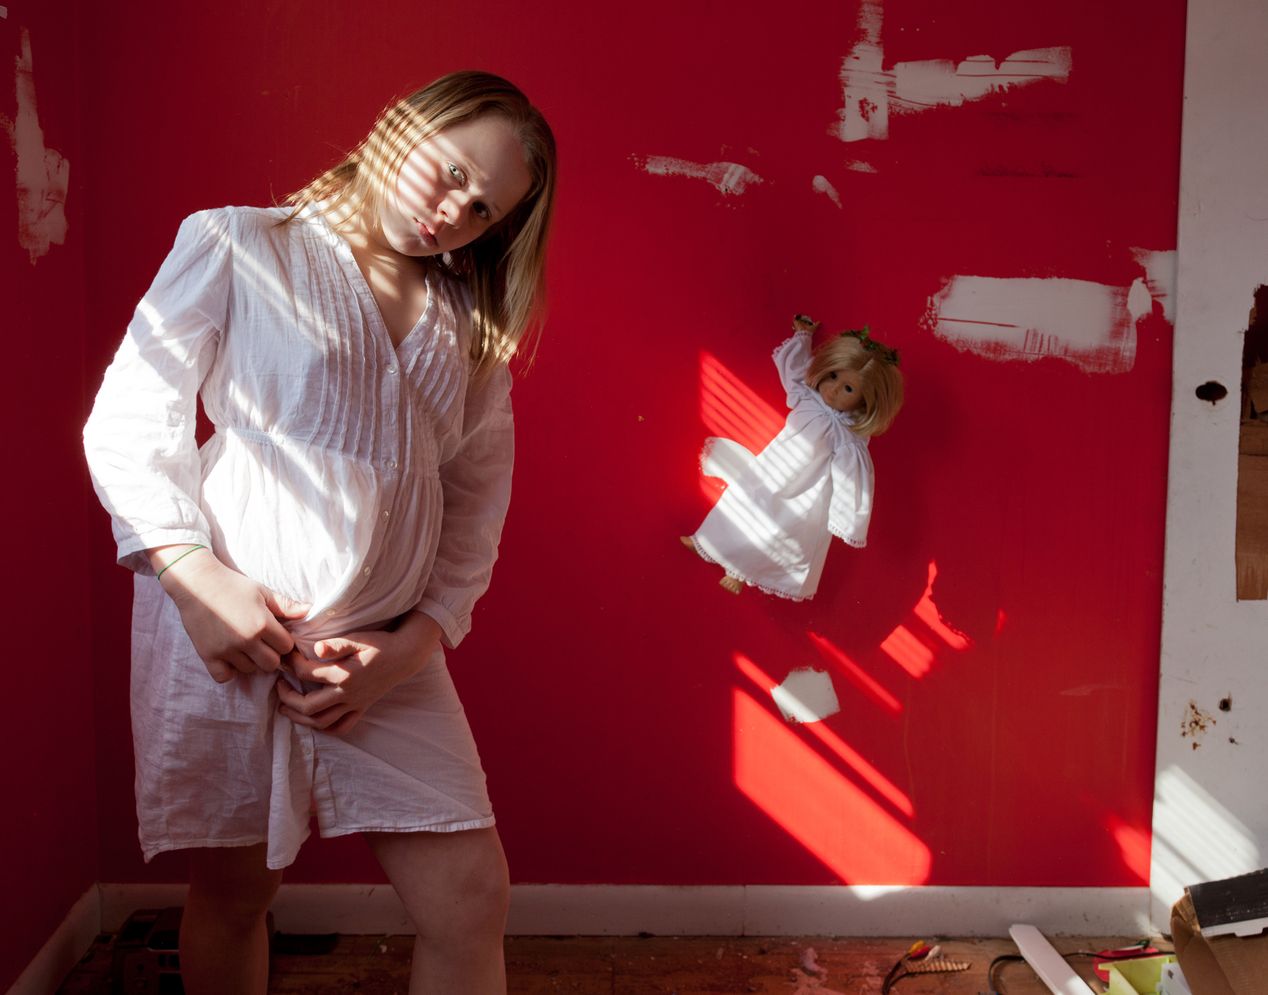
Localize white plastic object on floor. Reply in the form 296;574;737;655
1008;924;1095;995
1159;961;1193;995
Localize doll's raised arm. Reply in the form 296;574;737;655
773;313;819;395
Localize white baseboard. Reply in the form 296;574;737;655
7;887;100;995
98;883;1153;937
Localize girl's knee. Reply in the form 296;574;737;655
186;844;282;924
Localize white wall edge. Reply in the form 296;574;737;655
99;883;1152;937
8;887;100;995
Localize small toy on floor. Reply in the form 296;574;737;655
682;313;904;600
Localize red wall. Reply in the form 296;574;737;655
69;0;1182;892
0;3;100;989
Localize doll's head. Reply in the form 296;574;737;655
806;328;904;437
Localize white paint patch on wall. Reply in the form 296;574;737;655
770;668;840;724
846;161;878;174
832;1;1071;143
925;276;1138;374
891;49;1072;113
811;175;842;208
833;0;887;143
4;28;69;263
633;155;763;196
1131;247;1178;323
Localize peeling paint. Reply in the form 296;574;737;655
771;668;840;724
632;155;762;196
1130;247;1178;322
924;248;1176;374
811;174;842;208
832;0;1071;143
846;160;878;174
924;276;1138;374
3;28;69;263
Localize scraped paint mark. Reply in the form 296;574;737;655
633;155;762;196
925;276;1136;374
846;160;878;174
1131;247;1178;323
770;667;840;724
832;2;1071;143
1;8;9;18
833;0;887;144
2;29;69;263
811;175;842;208
925;248;1176;374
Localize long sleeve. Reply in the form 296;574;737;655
773;329;814;397
83;210;232;574
828;435;874;548
414;362;515;648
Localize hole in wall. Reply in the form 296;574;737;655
1196;381;1228;403
1235;285;1268;599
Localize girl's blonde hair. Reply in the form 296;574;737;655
286;70;556;376
806;331;905;437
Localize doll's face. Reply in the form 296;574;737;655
817;368;865;413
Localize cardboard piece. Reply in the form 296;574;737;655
1171;873;1268;995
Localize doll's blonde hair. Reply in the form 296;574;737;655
286;70;556;377
806;331;905;437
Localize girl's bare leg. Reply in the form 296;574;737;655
180;842;282;995
366;827;510;995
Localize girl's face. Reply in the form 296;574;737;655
378;114;533;258
817;368;864;413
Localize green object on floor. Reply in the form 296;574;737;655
1107;954;1180;995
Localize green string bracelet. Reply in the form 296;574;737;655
156;544;207;580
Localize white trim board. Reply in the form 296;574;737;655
98;884;1152;937
7;887;100;995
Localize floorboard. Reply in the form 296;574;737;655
59;932;1146;993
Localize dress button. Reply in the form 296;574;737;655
388;460;398;469
387;365;398;375
382;510;390;520
363;567;372;577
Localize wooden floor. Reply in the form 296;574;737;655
61;932;1141;993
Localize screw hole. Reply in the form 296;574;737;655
1196;381;1228;403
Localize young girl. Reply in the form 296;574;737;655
83;71;556;995
683;315;904;600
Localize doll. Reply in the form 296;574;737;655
682;314;904;599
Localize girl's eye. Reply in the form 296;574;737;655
473;202;491;221
845;385;854;393
447;162;464;183
828;371;838;380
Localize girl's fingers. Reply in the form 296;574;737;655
205;658;236;683
314;638;359;659
225;651;258;675
278;701;347;730
276;680;343;716
247;642;281;673
327;712;361;736
260;617;298;656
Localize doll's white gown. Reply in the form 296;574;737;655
689;329;874;600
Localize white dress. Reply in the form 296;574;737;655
689;330;874;601
83;206;512;868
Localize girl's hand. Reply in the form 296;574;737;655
276;612;442;736
154;545;309;684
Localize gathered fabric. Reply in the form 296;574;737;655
84;206;512;867
689;330;874;601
